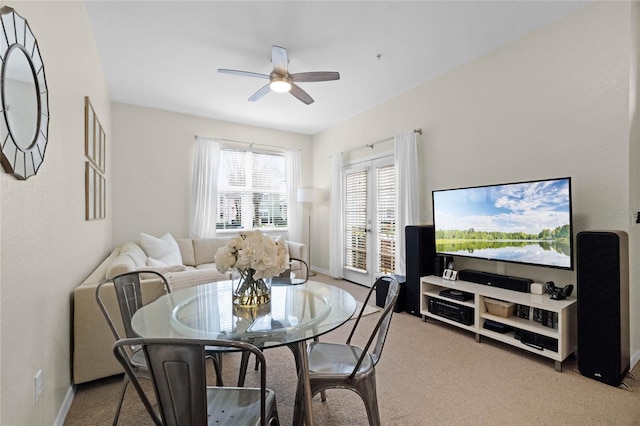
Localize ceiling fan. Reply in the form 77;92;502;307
217;45;340;105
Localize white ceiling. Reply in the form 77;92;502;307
85;1;588;135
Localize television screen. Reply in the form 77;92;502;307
432;177;573;270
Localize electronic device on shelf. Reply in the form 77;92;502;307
442;268;458;280
439;288;474;302
514;329;558;352
544;281;574;300
483;319;512;334
428;298;474;326
432;177;573;271
458;269;532;293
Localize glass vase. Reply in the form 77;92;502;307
233;268;271;307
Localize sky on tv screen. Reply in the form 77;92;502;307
433;179;570;235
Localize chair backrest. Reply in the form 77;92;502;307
346;275;400;374
113;337;269;426
96;270;171;340
291;257;309;283
273;257;309;284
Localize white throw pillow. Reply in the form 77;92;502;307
140;232;183;267
146;257;168;268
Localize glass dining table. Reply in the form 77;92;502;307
131;279;357;426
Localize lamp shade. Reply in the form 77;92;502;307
297;188;323;203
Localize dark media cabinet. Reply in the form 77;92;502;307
421;275;577;371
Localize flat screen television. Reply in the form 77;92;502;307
432;177;573;270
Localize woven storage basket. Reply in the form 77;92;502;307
484;298;515;318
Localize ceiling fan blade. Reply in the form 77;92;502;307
271;45;288;75
290;71;340;83
248;84;271;102
218;69;270;79
289;83;314;105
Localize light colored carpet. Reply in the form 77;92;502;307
64;273;640;425
351;300;379;319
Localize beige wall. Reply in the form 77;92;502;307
110;103;313;246
313;2;640;356
0;1;112;425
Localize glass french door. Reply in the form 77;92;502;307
342;157;396;286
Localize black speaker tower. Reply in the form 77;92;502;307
405;225;435;317
576;230;630;387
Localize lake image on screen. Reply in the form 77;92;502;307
433;179;571;268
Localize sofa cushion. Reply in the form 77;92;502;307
193;238;228;265
140;232;183;266
176;238;196;266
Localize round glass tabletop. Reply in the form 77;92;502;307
131;280;357;349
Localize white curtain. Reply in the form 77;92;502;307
394;131;420;275
329;153;344;278
285;149;302;242
189;137;220;238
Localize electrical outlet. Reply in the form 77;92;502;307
34;370;43;403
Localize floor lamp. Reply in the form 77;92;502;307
297;188;323;276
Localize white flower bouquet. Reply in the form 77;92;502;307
215;230;287;306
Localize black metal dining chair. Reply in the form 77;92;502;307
293;275;400;425
113;337;280;426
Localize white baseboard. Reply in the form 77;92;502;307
631;351;640;371
311;266;331;276
54;385;76;426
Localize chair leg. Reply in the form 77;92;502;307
292;370;305;426
117;372;162;426
238;351;250;386
358;377;381;426
112;375;130;426
207;353;224;386
311;336;327;402
269;400;281;426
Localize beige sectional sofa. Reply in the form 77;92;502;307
73;236;306;384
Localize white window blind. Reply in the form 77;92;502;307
344;170;368;271
217;148;287;231
377;164;396;273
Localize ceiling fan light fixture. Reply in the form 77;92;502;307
270;76;291;93
220;46;338;104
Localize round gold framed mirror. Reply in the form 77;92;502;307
0;6;49;180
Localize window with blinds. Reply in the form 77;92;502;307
216;148;287;230
377;165;396;273
344;170;368;271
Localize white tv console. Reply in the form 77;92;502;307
421;275;577;371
